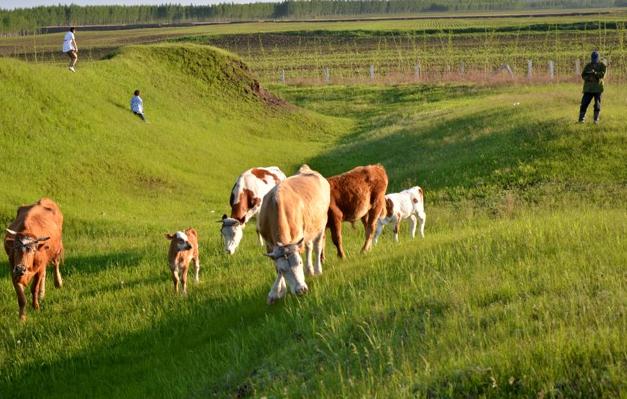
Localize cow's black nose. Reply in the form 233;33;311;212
13;265;26;276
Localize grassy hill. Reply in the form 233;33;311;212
0;44;625;398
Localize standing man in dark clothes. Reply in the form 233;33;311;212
579;51;607;124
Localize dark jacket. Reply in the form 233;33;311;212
582;61;607;93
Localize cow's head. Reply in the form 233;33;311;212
220;214;245;255
165;231;192;251
5;229;50;279
265;238;308;296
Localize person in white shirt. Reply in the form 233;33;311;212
130;90;146;121
62;27;78;72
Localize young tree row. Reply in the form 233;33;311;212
0;0;621;35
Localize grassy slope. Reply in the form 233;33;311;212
0;45;625;398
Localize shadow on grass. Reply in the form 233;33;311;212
65;250;146;275
0;244;447;399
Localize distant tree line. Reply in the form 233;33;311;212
0;0;622;35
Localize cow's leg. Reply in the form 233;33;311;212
305;241;314;276
31;272;44;310
394;215;402;242
329;208;345;258
193;257;200;283
374;219;385;244
362;203;384;253
53;249;63;288
409;214;418;239
171;267;180;294
313;232;324;275
257;231;264;247
267;271;287;304
39;268;47;301
14;282;27;321
181;265;189;295
418;211;426;238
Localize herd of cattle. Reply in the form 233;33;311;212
3;164;426;320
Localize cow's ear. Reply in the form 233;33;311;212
36;236;50;242
165;233;174;240
37;242;49;251
222;214;227;220
296;237;305;248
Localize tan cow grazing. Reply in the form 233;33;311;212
165;228;199;294
257;165;330;304
327;164;388;258
4;198;64;321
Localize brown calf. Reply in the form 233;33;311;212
165;228;199;294
4;198;64;321
327;164;388;258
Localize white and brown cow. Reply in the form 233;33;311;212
374;186;426;243
327;164;388;258
165;228;199;294
221;166;286;254
257;165;330;304
4;198;64;321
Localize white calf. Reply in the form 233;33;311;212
374;186;426;243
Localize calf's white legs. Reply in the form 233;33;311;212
374;221;384;244
418;211;426;238
409;214;418;239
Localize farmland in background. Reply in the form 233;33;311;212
3;11;627;85
180;22;627;84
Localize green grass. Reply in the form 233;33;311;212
0;43;625;398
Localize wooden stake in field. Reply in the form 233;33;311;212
369;64;375;80
323;67;330;84
280;69;286;84
527;60;533;80
548;60;555;80
415;62;421;80
575;59;581;75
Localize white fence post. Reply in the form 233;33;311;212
460;61;465;76
415;62;421;80
280;69;285;84
575;59;581;75
548;60;555;80
369;64;375;80
323;67;330;83
527;60;533;79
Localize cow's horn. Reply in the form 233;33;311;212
5;229;17;236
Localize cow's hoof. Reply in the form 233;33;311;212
267;296;279;305
295;286;309;296
19;314;26;322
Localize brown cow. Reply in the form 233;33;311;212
327;164;388;258
165;228;199;294
4;198;64;321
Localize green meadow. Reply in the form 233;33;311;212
0;42;625;398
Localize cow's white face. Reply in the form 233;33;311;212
267;239;308;296
221;215;244;255
165;231;192;251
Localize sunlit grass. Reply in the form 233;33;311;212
0;44;625;398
